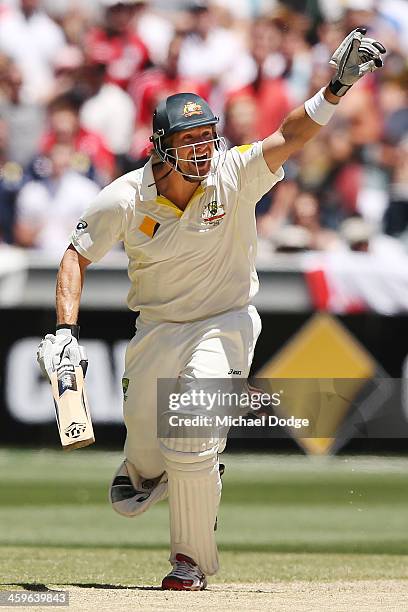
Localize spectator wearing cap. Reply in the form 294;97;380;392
340;217;374;252
79;53;135;156
341;216;406;258
14;142;100;255
84;0;149;91
39;93;115;184
273;225;312;253
0;0;65;103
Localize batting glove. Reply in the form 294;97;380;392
37;326;88;381
329;27;386;97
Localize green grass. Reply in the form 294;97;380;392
0;450;407;586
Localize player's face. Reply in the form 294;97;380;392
171;126;215;177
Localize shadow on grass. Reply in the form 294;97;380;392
1;583;278;593
2;583;162;591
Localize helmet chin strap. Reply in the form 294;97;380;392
148;161;174;188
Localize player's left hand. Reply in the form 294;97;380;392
329;27;386;97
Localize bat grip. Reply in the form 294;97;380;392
80;360;88;377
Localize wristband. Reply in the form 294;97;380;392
56;324;80;340
304;88;337;126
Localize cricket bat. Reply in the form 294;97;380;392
50;358;95;451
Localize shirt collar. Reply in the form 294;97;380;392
140;157;158;202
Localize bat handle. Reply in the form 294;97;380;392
80;360;88;377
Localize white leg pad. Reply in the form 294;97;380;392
161;442;222;576
109;460;168;517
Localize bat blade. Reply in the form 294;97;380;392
50;361;95;451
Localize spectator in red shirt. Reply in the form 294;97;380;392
84;0;149;91
131;34;210;126
223;95;259;148
129;34;210;159
227;17;293;139
40;93;115;184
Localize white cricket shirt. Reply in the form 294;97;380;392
71;142;284;323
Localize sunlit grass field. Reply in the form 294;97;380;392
0;450;407;587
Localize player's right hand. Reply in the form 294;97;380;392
329;27;386;96
37;328;88;381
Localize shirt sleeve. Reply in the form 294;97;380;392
70;183;127;262
224;141;284;204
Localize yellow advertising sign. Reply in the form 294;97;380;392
256;314;376;454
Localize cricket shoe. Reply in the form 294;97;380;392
162;554;207;591
109;460;168;517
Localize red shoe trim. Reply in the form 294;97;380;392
175;553;196;565
162;577;194;591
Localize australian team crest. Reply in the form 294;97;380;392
183;101;203;118
201;200;226;227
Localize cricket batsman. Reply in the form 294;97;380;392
37;29;385;590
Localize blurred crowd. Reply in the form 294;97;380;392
0;0;408;257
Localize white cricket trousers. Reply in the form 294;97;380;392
122;304;261;574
